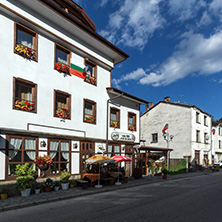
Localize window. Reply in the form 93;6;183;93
204;116;208;126
128;112;136;131
14;23;38;61
219;140;221;149
83;99;96;124
110;107;120;128
219;127;221;136
152;133;158;143
6;135;37;177
204;133;209;144
48;139;70;174
196;112;200;123
13;77;37;113
107;144;121;157
196;130;200;142
55;44;70;74
54;90;71;119
84;60;97;85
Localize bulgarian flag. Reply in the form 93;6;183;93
212;129;215;135
162;124;168;134
70;64;86;79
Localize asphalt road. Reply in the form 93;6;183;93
1;172;222;222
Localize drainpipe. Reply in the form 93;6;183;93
106;93;124;151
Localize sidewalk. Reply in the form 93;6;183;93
0;170;217;212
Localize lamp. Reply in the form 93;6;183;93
73;143;78;149
40;141;46;147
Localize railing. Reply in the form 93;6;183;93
55;62;70;75
14;42;36;60
14;98;35;112
84;74;96;85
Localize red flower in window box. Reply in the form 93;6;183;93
15;44;35;59
55;62;70;74
85;115;95;123
84;75;96;85
15;100;35;111
129;126;136;131
56;108;69;119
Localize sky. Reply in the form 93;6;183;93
74;0;222;120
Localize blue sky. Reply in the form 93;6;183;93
74;0;222;120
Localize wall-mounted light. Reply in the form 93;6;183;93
73;143;78;149
40;141;46;148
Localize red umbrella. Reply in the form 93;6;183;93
111;155;132;185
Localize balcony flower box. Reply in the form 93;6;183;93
110;121;119;128
129;126;136;131
15;43;35;60
85;115;95;123
15;100;35;111
55;62;70;74
56;108;69;119
84;75;96;85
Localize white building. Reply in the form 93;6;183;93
0;0;148;182
140;97;212;170
212;122;222;163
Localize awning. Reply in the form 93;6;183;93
138;145;173;152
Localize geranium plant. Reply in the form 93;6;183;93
34;155;53;166
84;75;96;85
55;62;70;74
111;121;119;128
85;115;95;123
15;100;35;111
129;125;136;131
56;108;69;119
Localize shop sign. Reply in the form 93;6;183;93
111;132;136;142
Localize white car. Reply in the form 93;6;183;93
218;160;222;168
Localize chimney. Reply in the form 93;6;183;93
149;102;153;108
164;96;170;102
145;104;148;110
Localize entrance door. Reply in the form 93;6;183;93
80;141;95;175
195;150;200;170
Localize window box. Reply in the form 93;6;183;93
55;62;70;75
14;23;38;62
13;77;37;113
129;126;136;131
84;75;96;85
110;121;119;128
55;108;69;119
85;116;96;123
110;107;120;128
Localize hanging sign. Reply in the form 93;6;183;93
111;132;136;142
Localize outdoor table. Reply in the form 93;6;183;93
82;173;99;182
109;172;122;178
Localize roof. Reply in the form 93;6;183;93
139;146;173;152
141;100;212;117
106;87;149;105
38;0;129;63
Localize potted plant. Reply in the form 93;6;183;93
60;171;70;190
161;162;168;179
15;163;35;197
54;181;60;191
44;177;54;192
0;188;8;199
34;155;53;177
34;182;41;194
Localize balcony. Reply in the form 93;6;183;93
14;98;35;112
55;62;70;75
14;43;36;60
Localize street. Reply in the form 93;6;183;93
1;172;222;222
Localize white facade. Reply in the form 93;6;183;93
140;99;212;168
0;0;147;181
212;124;222;162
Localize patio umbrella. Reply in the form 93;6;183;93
86;155;115;188
111;155;132;185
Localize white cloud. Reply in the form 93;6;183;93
209;0;222;13
197;11;212;27
219;79;222;84
100;0;109;7
113;31;222;87
168;0;206;22
99;0;165;50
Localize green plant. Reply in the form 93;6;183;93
55;181;60;187
15;175;35;191
15;163;35;176
44;177;54;188
0;188;8;194
60;172;70;183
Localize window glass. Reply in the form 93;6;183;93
17;29;33;48
56;48;67;64
85;63;93;76
111;109;117;122
128;114;134;126
85;102;93;116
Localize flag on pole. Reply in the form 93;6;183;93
212;129;215;135
162;124;168;134
70;64;86;79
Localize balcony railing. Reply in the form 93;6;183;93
14;98;35;112
55;62;70;75
14;43;36;60
84;74;96;85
